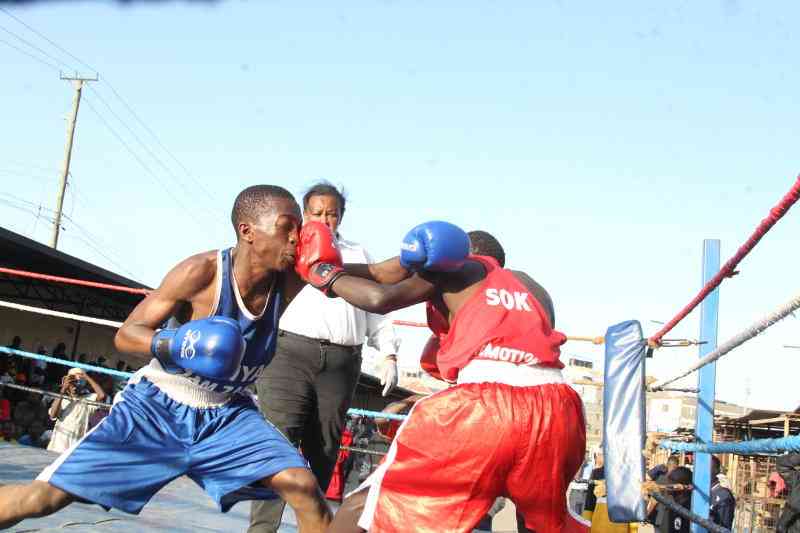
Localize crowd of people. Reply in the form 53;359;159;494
0;335;129;450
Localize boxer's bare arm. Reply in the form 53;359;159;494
330;273;437;314
343;256;410;284
115;253;216;361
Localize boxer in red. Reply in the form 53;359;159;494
295;221;588;533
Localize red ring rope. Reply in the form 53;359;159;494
649;174;800;346
0;266;151;295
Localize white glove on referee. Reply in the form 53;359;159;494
381;356;398;396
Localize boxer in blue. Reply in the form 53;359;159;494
0;185;333;532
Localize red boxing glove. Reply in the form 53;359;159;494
295;221;345;297
419;334;445;382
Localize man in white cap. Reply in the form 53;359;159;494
46;368;107;453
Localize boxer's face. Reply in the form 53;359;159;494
304;194;342;234
246;197;302;271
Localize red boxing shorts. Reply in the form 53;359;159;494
356;382;588;533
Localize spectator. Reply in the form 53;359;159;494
654;466;693;533
13;392;46;433
0;389;10;423
776;453;800;533
17;420;48;448
6;336;23;372
0;420;17;442
7;336;22;350
46;368;107;453
647;455;680;523
29;346;48;387
583;447;605;519
475;498;506;532
249;181;401;533
709;455;735;530
649;455;680;482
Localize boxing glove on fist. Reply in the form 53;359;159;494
295;221;345;297
151;316;245;380
400;221;470;272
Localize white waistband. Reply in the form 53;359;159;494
129;360;233;408
457;359;565;387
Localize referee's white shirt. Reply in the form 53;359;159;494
279;235;400;356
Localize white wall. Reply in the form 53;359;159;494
0;307;144;369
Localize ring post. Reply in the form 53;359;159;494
691;239;721;533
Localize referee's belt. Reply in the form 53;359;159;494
277;329;362;351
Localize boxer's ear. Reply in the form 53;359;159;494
237;221;254;244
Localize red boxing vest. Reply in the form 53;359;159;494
426;255;566;383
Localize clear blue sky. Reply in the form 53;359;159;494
1;1;798;410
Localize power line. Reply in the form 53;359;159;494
1;7;223;226
0;35;59;71
2;159;59;175
0;169;54;182
0;6;97;74
100;81;223;211
61;213;134;269
0;22;73;71
0;197;54;223
61;231;137;280
86;86;222;223
81;95;203;230
0;191;55;213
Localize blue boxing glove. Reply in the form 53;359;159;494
150;316;245;380
400;221;470;272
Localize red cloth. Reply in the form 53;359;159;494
769;471;787;497
427;255;566;382
0;399;10;422
325;428;353;502
365;382;587;533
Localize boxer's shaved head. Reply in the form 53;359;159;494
231;185;297;229
468;230;505;267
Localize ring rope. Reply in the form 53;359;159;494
649;492;731;533
1;347;132;379
0;381;111;409
1;347;407;421
340;446;387;457
660;435;800;455
346;408;407;421
649;174;800;346
1;267;602;343
0;266;150;295
391;320;603;343
649;290;800;391
0;298;123;329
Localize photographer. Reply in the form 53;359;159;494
46;368;106;453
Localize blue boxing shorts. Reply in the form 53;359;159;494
36;378;309;514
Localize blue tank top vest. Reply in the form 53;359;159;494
161;248;282;395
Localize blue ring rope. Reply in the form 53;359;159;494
660;436;800;455
1;346;407;421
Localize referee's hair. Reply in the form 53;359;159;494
303;180;347;216
468;230;505;267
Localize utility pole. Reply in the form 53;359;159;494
51;72;98;249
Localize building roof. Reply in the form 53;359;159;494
0;226;149;289
0;226;149;320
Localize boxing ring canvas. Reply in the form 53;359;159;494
0;442;299;532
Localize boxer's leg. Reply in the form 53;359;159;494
329;488;368;533
0;481;73;529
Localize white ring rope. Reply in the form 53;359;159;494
650;291;800;391
0;299;123;329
